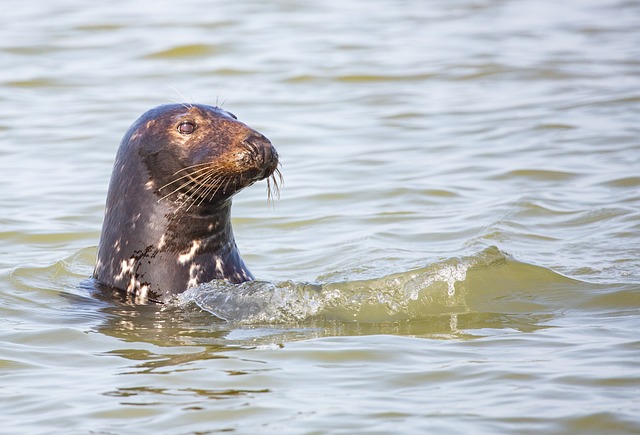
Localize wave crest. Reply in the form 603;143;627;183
176;246;553;324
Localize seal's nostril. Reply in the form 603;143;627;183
243;134;277;167
240;136;278;181
244;133;272;151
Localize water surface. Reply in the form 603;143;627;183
1;0;639;433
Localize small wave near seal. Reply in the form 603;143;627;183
176;246;583;324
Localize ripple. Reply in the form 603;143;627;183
335;73;435;83
145;44;219;59
492;169;582;182
4;78;72;88
600;176;640;189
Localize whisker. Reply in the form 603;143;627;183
169;98;191;111
182;182;206;212
173;161;219;175
267;178;273;208
196;176;226;207
209;177;230;201
157;168;218;202
158;165;222;191
266;167;283;207
167;85;194;109
183;172;226;211
273;175;281;198
193;175;229;208
216;91;228;109
225;177;235;195
158;179;192;202
276;166;284;187
158;158;284;211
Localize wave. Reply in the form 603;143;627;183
176;246;601;324
11;245;633;332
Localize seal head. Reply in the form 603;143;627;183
93;103;280;303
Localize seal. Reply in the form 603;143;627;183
93;103;280;303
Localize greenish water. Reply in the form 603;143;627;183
1;0;640;433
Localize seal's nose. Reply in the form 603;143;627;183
243;133;279;180
263;143;279;177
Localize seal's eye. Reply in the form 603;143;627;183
177;121;196;134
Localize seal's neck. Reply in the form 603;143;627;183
162;198;254;289
166;200;235;254
94;186;254;302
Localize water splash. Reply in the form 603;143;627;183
177;246;514;324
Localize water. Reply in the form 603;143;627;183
1;0;639;433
